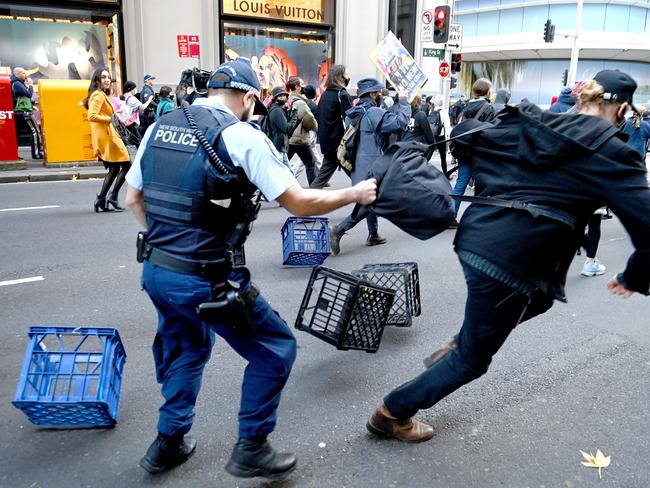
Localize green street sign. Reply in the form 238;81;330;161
423;48;445;60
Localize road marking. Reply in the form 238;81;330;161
0;276;45;287
0;205;60;212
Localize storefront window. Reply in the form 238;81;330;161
0;4;122;87
388;0;416;56
223;22;332;96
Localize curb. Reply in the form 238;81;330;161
0;171;106;184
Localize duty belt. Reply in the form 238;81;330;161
145;246;231;278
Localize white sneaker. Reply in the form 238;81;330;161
581;258;606;277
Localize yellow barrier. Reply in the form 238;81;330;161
39;80;95;164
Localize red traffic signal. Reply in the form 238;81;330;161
434;6;451;44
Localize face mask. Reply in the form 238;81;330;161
342;76;350;87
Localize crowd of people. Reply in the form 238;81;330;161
8;58;650;482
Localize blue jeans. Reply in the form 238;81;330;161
383;261;552;419
451;163;472;215
142;262;297;439
338;205;378;234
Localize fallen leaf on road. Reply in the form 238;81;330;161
71;174;78;181
580;449;611;479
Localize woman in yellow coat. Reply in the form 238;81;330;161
84;68;131;212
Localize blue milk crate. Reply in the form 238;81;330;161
281;217;331;266
13;326;127;427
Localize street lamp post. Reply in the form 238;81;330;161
567;0;584;86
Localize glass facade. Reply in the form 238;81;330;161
220;0;335;98
0;3;123;87
456;2;650;36
461;59;650;106
223;22;332;96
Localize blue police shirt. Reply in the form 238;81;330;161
126;98;297;201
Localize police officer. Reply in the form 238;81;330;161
125;58;377;480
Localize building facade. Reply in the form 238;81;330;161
454;0;650;105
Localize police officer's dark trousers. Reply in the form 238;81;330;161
142;262;297;439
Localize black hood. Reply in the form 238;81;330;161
494;88;511;104
453;103;626;167
556;87;575;105
517;103;624;165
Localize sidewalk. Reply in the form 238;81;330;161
0;147;137;184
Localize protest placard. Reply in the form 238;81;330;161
369;31;428;102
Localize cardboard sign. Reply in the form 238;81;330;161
369;31;428;103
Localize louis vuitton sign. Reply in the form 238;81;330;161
222;0;333;25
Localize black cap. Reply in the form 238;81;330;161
593;70;641;112
124;81;136;92
207;58;267;115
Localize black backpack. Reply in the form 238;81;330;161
258;105;278;139
427;109;443;137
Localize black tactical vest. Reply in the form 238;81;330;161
141;105;256;260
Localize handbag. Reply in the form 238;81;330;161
14;95;33;113
112;114;135;145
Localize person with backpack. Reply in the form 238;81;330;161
303;84;323;174
449;78;497;227
11;67;43;159
366;69;650;444
310;65;353;189
329;77;411;255
449;93;467;126
120;80;153;146
428;95;452;176
263;86;292;170
400;95;435;145
286;76;318;185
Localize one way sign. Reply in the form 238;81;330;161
448;23;463;52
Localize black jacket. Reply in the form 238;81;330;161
461;98;496;123
400;107;435;145
317;86;352;153
268;103;289;153
451;103;650;300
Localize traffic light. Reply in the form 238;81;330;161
450;76;458;90
451;54;462;73
433;6;451;44
561;69;568;86
543;19;555;43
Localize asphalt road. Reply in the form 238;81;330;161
1;174;649;488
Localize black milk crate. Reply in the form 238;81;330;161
353;262;421;327
232;245;246;266
295;266;395;353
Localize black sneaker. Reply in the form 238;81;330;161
225;438;297;480
140;434;196;474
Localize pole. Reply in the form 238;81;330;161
441;0;452;111
567;0;583;86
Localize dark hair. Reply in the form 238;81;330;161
286;76;302;92
326;64;347;88
159;86;172;98
303;84;317;100
83;67;110;109
124;80;136;93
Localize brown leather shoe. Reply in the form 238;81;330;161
365;232;387;246
366;404;433;443
423;338;457;369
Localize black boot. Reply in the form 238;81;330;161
329;224;345;255
225;438;297;480
106;195;125;211
139;433;196;474
93;195;113;213
365;232;387;246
